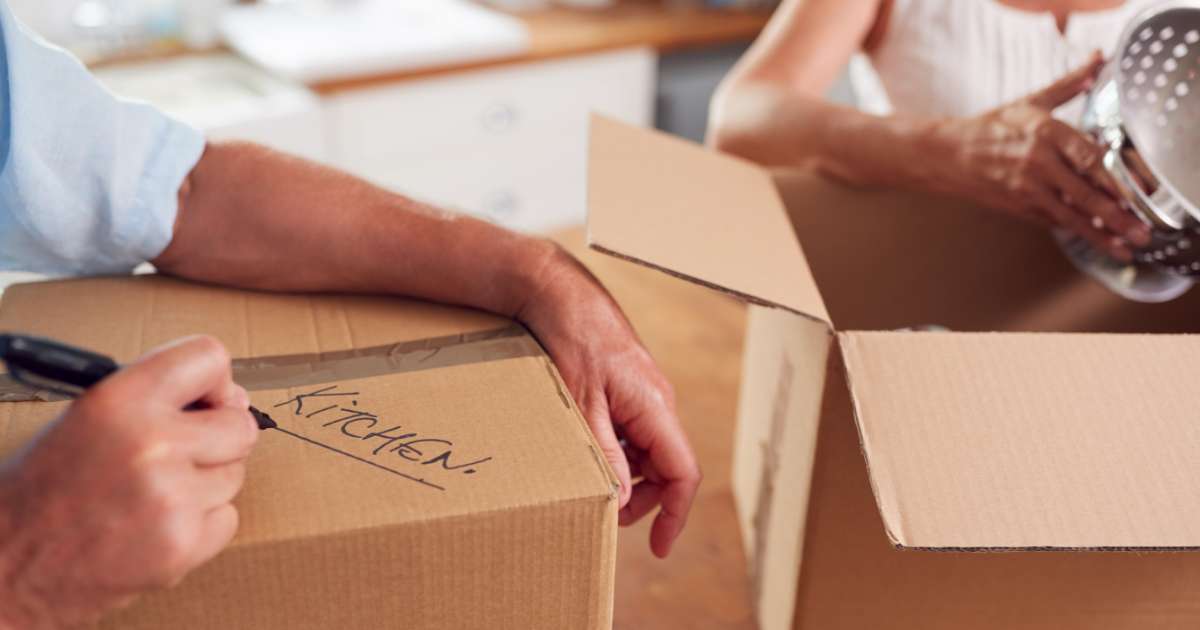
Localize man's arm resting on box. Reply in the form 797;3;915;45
151;142;701;558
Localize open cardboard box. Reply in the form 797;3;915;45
0;276;618;630
587;117;1200;630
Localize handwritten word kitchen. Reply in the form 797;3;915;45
273;385;494;479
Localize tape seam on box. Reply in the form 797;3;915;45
0;325;541;401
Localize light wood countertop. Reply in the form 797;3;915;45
312;2;771;93
89;2;770;93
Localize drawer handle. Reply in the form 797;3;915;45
480;103;519;134
484;190;520;218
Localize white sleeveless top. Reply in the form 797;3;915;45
852;0;1157;119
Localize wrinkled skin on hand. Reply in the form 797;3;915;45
518;247;702;559
931;52;1152;261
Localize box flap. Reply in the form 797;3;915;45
586;115;830;324
732;307;832;630
840;331;1200;550
0;277;617;548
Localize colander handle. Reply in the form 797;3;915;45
1104;138;1182;231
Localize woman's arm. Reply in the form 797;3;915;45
709;0;1150;261
709;0;909;179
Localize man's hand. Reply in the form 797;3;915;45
0;336;258;629
156;142;701;557
518;247;702;559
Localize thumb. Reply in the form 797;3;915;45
1027;50;1105;109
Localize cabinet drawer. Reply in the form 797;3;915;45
334;140;601;232
207;107;327;164
354;119;593;233
95;54;328;163
0;272;45;297
326;47;655;167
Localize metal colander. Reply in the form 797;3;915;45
1059;0;1200;302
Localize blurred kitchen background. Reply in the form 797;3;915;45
7;0;850;234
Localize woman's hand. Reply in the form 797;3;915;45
928;52;1151;261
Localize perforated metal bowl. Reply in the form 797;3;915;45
1058;0;1200;302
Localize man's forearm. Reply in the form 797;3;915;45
154;142;562;320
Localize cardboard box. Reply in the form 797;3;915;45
0;276;618;630
587;117;1200;630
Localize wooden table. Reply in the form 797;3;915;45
555;230;756;630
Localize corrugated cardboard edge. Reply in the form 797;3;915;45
838;330;1200;554
836;332;910;550
585;115;832;325
526;317;621;629
587;243;828;328
536;354;623;501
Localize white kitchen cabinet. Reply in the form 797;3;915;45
325;47;656;233
0;272;44;297
95;55;326;164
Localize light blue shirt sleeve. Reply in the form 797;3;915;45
0;3;205;276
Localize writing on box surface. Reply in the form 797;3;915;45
272;385;494;492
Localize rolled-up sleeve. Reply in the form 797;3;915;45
0;4;205;276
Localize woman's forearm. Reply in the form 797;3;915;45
154;141;558;319
709;81;951;194
709;61;1149;261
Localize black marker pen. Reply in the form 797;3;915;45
0;333;276;430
